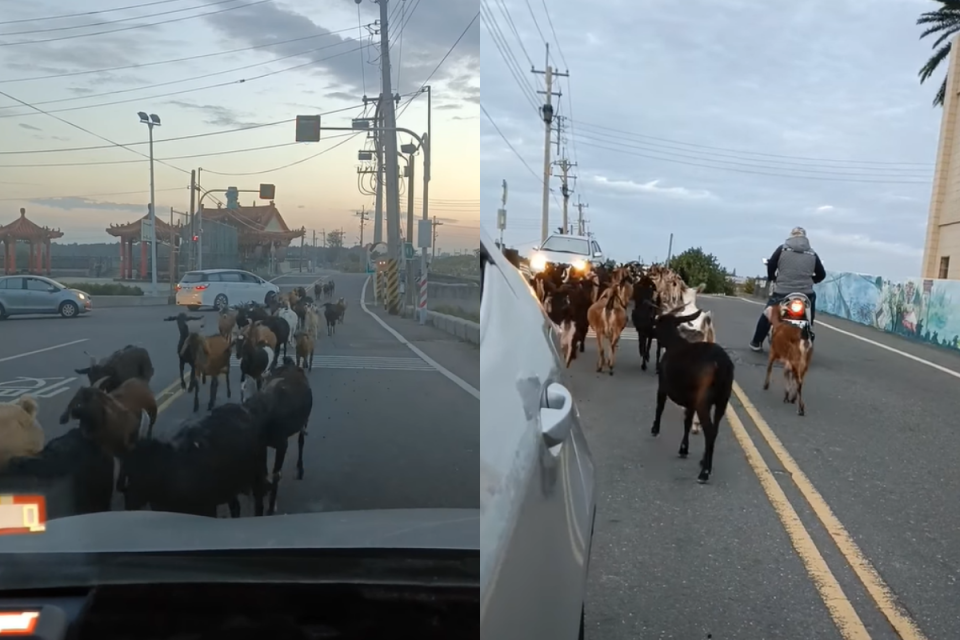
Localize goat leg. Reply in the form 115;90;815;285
697;407;717;484
296;426;306;480
763;355;775;390
651;388;667;436
796;378;806;417
679;408;693;457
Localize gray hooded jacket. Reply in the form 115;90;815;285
771;235;819;295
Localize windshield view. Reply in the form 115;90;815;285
540;236;589;255
0;0;480;619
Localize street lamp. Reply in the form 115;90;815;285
137;111;161;296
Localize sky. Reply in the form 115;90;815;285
0;0;480;253
480;0;944;280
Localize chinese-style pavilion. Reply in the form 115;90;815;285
105;212;178;280
0;208;64;275
199;202;304;261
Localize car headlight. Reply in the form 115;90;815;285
571;259;587;271
530;254;547;272
76;293;86;300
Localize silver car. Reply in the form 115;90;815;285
528;233;605;276
480;225;597;640
0;275;92;319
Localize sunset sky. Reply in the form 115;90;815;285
0;0;479;253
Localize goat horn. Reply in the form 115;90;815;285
91;376;110;389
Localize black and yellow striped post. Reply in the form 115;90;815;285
386;257;400;314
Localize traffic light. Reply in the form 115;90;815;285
259;183;276;200
192;235;199;242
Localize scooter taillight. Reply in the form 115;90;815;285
786;299;805;316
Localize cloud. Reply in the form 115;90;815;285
165;100;263;128
28;197;147;213
590;175;717;200
808;228;922;260
17;123;41;131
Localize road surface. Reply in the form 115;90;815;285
0;272;479;518
575;295;960;640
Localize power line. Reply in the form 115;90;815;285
0;24;361;84
0;0;246;36
571;119;935;167
199;133;362;176
0;142;301;167
574;138;932;184
538;0;568;70
0;45;375;119
395;10;478;121
479;1;539;112
0;0;270;47
0;0;188;26
0;37;368;111
0;103;365;154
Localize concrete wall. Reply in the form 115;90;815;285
427;281;480;320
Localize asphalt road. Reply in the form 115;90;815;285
575;295;960;640
0;271;479;519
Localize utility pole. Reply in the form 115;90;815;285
356;206;369;246
575;196;588;236
553;157;576;234
188;169;196;271
298;233;305;272
312;229;316;271
361;94;385;246
432;216;443;259
532;43;568;244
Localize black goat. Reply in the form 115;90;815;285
118;403;268;517
0;428;114;518
650;308;734;484
322;303;340;336
236;304;269;330
164;313;203;389
631;276;659;371
244;357;312;516
75;345;154;393
544;287;578;367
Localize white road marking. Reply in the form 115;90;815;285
734;296;960;380
0;376;77;402
0;339;89;364
360;276;480;400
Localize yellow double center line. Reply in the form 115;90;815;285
155;378;186;413
728;381;927;640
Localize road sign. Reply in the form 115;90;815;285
295;115;321;142
403;242;415;260
0;377;77;402
140;218;154;243
258;183;275;199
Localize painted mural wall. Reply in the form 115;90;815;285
813;272;960;351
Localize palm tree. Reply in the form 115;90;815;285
918;0;960;107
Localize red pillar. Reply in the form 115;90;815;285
35;242;42;273
126;240;133;279
45;239;51;275
28;243;34;274
139;241;147;280
9;240;16;273
2;240;7;274
118;240;124;280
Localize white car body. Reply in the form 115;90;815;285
528;234;605;275
175;269;279;311
480;225;597;640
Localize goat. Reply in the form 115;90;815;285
302;306;321;340
59;377;157;454
75;345;154;393
322;302;340;336
586;283;629;375
650;309;734;484
0;428;114;518
335;297;347;323
277;306;299;349
218;308;238;338
236;331;274;403
763;305;813;416
295;331;315;371
184;333;233;412
0;396;44;471
165;312;203;389
118;403;268;517
544;287;577;367
244;357;312;515
236;303;269;330
313;281;323;299
630;275;659;372
257;314;291;359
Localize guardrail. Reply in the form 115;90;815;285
813;271;960;352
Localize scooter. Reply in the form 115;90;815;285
761;258;813;342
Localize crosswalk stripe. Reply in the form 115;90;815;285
586;328;640;341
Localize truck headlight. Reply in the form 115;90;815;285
530;254;547;272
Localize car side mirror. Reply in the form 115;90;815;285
48;287;58;293
593;251;602;258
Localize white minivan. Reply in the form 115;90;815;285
175;269;280;311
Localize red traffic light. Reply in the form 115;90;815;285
192;235;199;242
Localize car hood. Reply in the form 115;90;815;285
67;288;89;297
0;508;479;554
531;249;591;265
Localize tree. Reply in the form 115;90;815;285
667;247;734;295
326;229;344;262
917;1;960;107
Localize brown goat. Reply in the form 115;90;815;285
245;321;278;351
586;283;629;375
295;331;315;371
218;308;238;337
186;333;233;412
59;377;157;455
763;305;814;416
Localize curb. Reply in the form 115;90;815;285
91;296;173;308
399;304;480;346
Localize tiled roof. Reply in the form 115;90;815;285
0;208;64;241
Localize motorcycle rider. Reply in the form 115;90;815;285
749;226;826;352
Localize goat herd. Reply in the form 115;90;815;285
0;279;349;520
529;261;811;484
